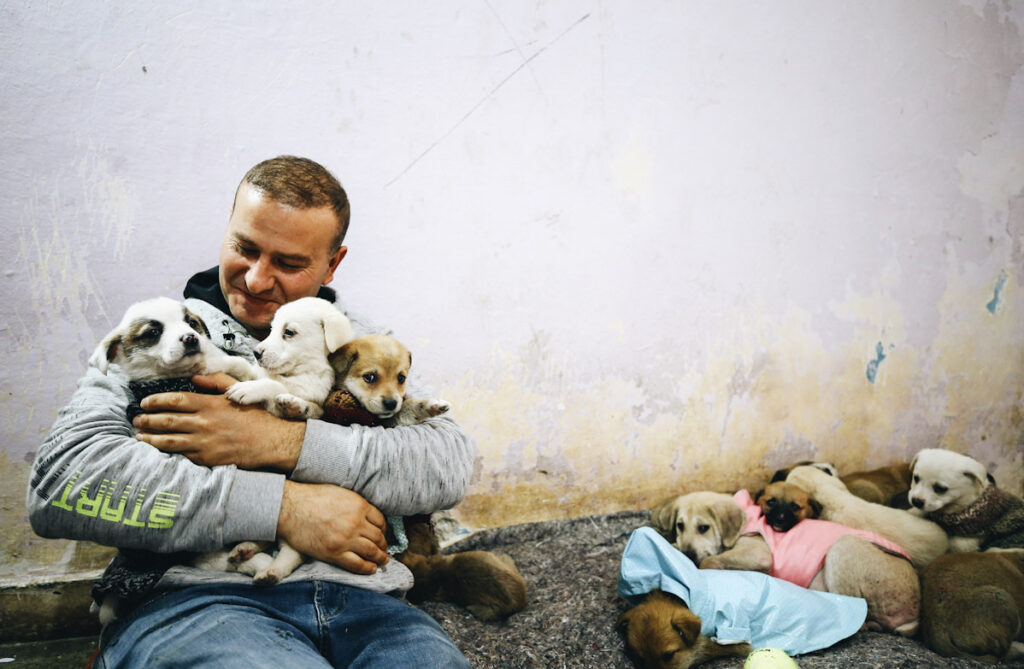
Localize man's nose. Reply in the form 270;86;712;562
245;258;274;293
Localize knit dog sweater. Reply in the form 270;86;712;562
928;484;1024;550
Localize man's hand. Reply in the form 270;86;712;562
277;480;389;574
133;373;304;472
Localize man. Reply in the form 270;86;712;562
27;156;475;667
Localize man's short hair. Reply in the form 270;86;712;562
237;156;350;252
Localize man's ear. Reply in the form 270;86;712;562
321;246;347;286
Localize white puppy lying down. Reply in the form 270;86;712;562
197;296;356;585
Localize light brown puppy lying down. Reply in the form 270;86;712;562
769;460;912;507
617;590;750;669
784;465;948;569
920;549;1024;663
652;481;920;634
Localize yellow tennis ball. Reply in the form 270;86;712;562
744;647;799;669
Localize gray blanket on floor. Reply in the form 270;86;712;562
418;510;1021;669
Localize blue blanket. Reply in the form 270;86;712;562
618;527;867;655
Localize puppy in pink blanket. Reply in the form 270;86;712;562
652;481;920;635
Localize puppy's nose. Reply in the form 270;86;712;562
911;497;924;509
382;397;398;411
182;333;199;348
253;349;263;361
683;550;698;564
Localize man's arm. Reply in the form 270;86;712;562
26;368;282;553
27;367;390;572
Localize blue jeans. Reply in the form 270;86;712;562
96;582;469;668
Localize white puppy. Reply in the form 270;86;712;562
91;296;257;382
909;448;1024;552
225;296;354;420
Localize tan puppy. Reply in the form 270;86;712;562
785;465;948;569
617;590;750;669
653;486;920;634
329;334;449;426
920;550;1024;663
842;463;912;508
757;481;821;532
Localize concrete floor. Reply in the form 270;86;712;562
0;636;98;668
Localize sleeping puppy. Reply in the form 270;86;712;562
785;465;948;569
225;296;354;419
327;334;449;426
920;549;1024;663
652;484;920;634
757;481;821;532
91;296;258;384
770;460;912;507
617;590;750;669
909;448;1024;552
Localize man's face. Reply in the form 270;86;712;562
219;183;346;336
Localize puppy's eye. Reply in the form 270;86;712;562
185;317;199;330
766;498;777;507
697;524;709;534
661;651;676;663
675;521;684;533
283;328;296;339
933;484;948;494
397;373;406;384
145;327;160;339
913;475;919;483
363;372;378;384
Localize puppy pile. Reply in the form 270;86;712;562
92;296;525;622
621;450;1024;667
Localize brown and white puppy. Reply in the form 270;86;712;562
652;485;920;635
757;481;821;532
909;448;1024;552
785;465;948;569
91;296;258;382
617;590;750;669
329;334;449;426
920;549;1024;663
397;516;527;621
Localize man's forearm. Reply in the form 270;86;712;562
290;416;476;516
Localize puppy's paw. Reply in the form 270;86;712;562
406;398;450;419
228;541;263;565
426;399;450;417
253;568;282;586
225;380;273;406
275;393;312;419
698;555;727;570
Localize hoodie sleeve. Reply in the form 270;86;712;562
26;366;284;552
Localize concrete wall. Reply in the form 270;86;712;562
3;1;1022;584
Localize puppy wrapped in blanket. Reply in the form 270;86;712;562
618;527;867;666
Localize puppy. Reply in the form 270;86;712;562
909;448;1024;552
617;590;750;669
770;460;912;507
757;481;821;532
397;516;527;621
91;296;258;385
920;549;1024;663
225;296;354;420
653;485;920;634
785;464;948;569
327;334;449;426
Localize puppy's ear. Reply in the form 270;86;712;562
89;329;123;374
769;468;788;483
322;309;355;353
615;608;633;635
331;341;360;376
753;488;766;502
713;499;747;549
672;610;701;647
651;499;680;541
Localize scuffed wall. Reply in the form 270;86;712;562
2;1;1022;585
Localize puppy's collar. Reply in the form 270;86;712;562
927;484;1014;536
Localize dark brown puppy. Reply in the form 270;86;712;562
920;549;1024;663
618;590;751;669
397;516;527;621
756;481;822;532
